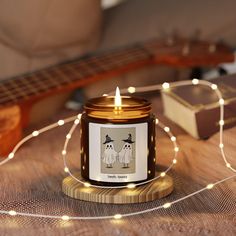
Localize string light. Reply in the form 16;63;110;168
127;86;136;94
192;79;199;85
58;120;65;126
226;163;231;168
206;184;214;189
8;210;17;216
171;136;176;142
32;131;39;137
84;182;91;188
174;147;179;152
0;80;234;221
164;127;170;132
160;172;166;177
163;202;172;208
219;99;225;105
211;84;218;90
219;143;224;149
127;183;136;189
219;120;224;126
114;214;122;219
8;153;14;159
162;82;170;90
62;150;67;155
74;119;80;125
61;215;70;221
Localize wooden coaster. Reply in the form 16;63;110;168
62;172;173;204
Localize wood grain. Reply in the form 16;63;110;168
62;172;173;204
0;105;22;156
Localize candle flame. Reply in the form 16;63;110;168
115;87;122;108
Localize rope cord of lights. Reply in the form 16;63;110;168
0;79;235;221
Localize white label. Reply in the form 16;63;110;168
89;122;148;182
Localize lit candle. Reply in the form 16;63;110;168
80;87;156;186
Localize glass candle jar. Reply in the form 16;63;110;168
80;95;156;186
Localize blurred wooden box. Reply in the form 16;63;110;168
161;75;236;139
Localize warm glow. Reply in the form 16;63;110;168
163;203;171;208
114;214;122;219
115;87;122;108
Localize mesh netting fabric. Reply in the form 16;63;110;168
0;101;235;236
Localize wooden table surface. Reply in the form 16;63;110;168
0;96;235;236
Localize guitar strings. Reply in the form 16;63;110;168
0;48;150;103
0;79;235;221
0;39;213;104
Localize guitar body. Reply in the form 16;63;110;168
0;38;234;157
0;105;22;157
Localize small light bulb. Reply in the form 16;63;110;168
62;215;70;221
211;84;218;90
173;159;177;164
127;183;136;189
226;163;231;168
192;79;199;85
58;120;65;126
174;147;179;152
64;167;69;173
8;152;14;159
171;136;176;142
164;127;170;132
219;143;224;149
160;172;166;177
74;119;80;125
163;202;172;208
77;114;82;119
219;120;224;126
84;182;91;187
219;99;225;105
103;94;108;96
66;134;71;139
32;131;39;137
62;150;67;155
162;82;170;90
114;214;122;219
127;86;136;94
8;210;17;216
155;119;159;124
206;183;214;189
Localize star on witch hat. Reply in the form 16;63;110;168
122;134;135;143
103;134;114;144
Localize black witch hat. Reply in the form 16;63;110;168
122;134;135;143
103;134;114;144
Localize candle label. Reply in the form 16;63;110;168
89;122;148;182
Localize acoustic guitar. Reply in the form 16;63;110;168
0;38;234;157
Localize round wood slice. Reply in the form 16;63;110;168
62;172;173;204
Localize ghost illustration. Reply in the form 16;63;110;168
118;134;134;168
102;135;117;168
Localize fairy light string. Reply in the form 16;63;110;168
0;79;235;221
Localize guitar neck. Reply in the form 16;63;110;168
0;45;152;107
0;39;234;107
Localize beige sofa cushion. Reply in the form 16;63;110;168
0;0;102;80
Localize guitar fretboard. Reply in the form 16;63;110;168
0;45;152;106
0;38;234;107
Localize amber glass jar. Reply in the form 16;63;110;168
80;96;156;186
